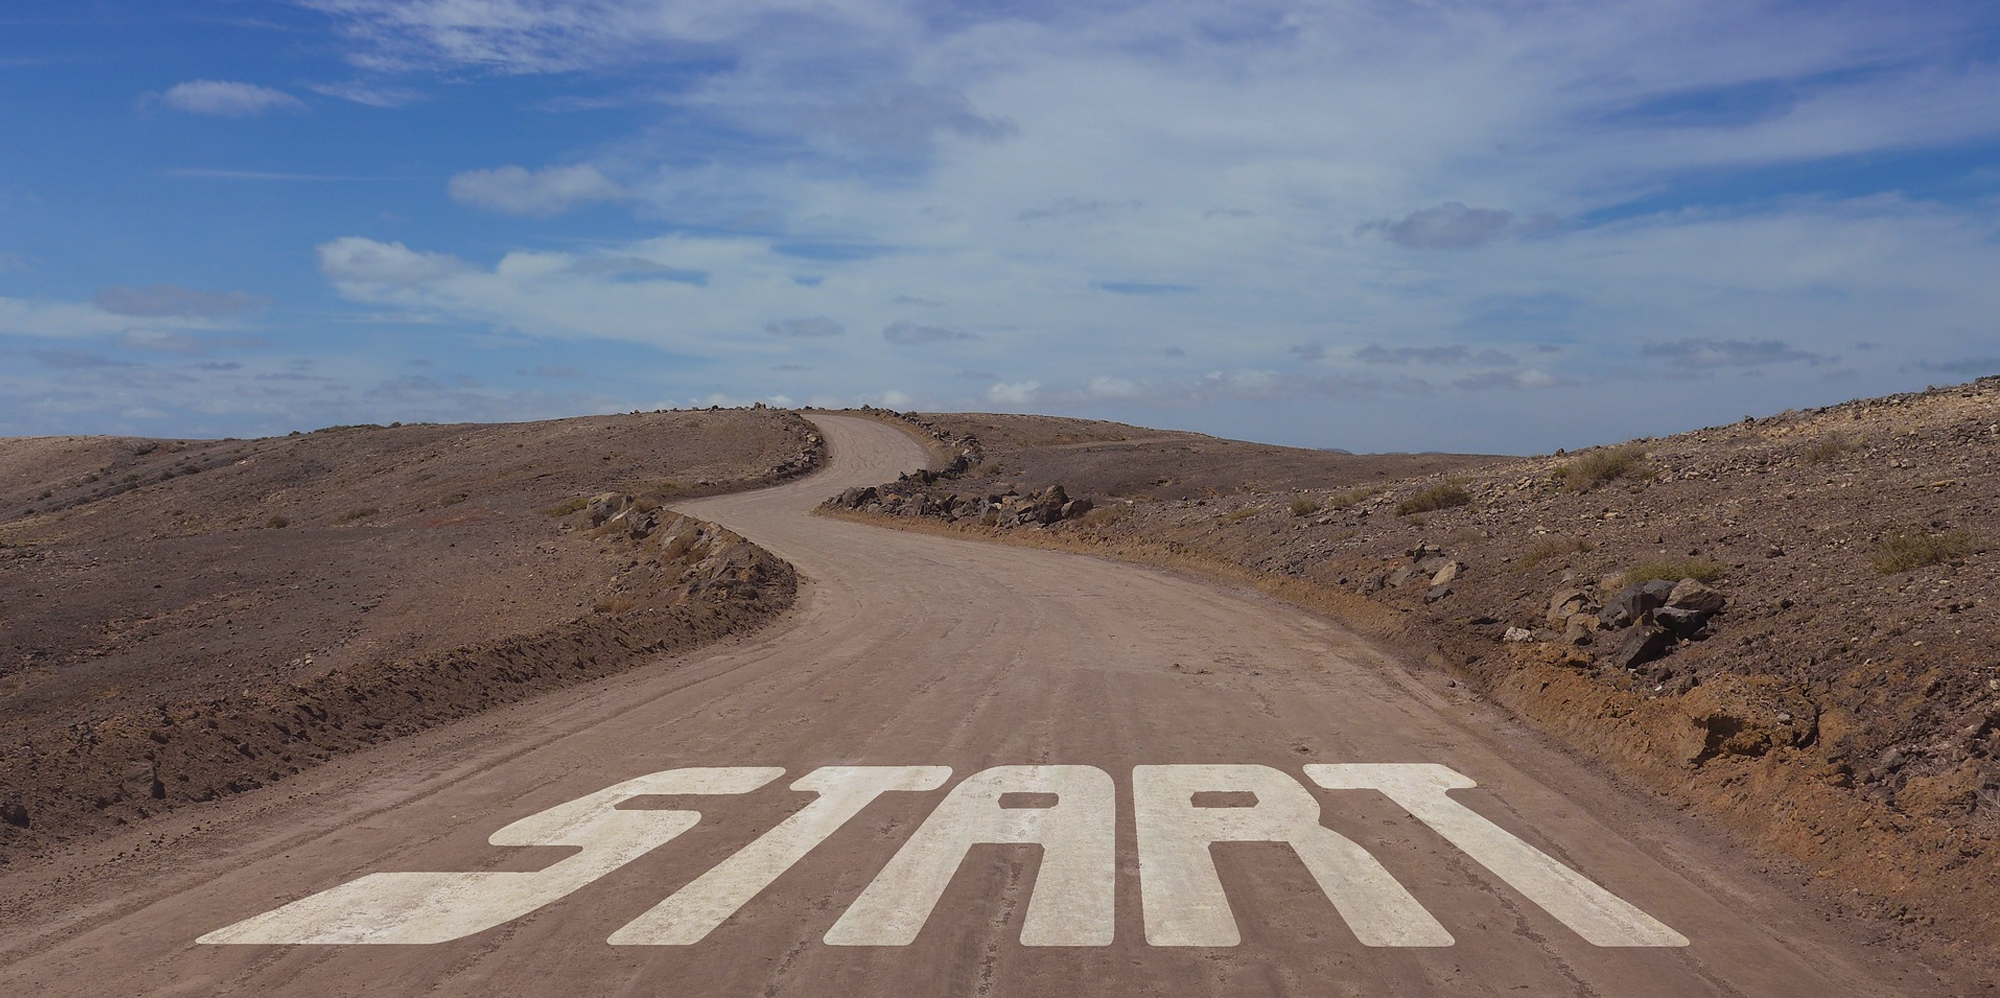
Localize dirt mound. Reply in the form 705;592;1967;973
829;379;2000;961
0;408;819;859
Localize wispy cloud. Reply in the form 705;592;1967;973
1639;338;1831;368
149;80;305;117
883;322;975;345
447;164;627;216
767;317;844;337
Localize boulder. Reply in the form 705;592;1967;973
1503;626;1536;643
1430;561;1463;586
839;486;877;509
1562;614;1598;646
1385;565;1419;588
1653;606;1710;638
586;492;627;526
626;508;661;540
1600;625;1674;671
1546;588;1593;625
1060;498;1093;520
1666;579;1727;615
1599;579;1676;628
1424;584;1453;604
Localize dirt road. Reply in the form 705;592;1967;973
0;415;1928;996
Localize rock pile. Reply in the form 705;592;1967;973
827;481;1095;528
821;408;1098;529
1367;542;1466;605
576;492;787;600
1530;576;1729;681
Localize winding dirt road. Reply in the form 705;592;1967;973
0;415;1921;996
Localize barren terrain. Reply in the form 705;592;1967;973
0;408;819;854
0;400;1992;995
827;379;2000;971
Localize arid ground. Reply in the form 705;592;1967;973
0;394;1993;996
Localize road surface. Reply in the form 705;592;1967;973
0;415;1913;996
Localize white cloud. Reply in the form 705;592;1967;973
448;164;628;216
317;236;468;285
986;380;1039;404
282;1;2000;451
154;80;306;117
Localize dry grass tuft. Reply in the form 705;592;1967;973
1553;444;1651;492
1870;529;1984;574
1395;482;1471;516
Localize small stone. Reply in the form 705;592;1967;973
1503;627;1535;643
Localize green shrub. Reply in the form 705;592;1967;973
1624;557;1727;585
542;496;590;517
265;515;289;529
1289;498;1321;517
336;506;379;524
1396;482;1471;516
1553;444;1651;492
1869;530;1983;574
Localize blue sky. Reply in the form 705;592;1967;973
3;0;1999;453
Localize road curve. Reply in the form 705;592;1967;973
0;414;1906;997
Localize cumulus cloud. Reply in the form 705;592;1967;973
1639;338;1830;368
153;80;305;117
317;237;467;285
93;284;267;318
766;317;844;337
987;380;1040;404
447;164;627;216
1357;203;1549;250
883;322;975;345
1356;344;1518;366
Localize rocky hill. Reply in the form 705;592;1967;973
0;408;820;859
824;379;2000;957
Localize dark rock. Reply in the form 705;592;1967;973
1600;579;1676;628
1;802;27;828
1424;584;1453;604
1653;606;1710;638
1601;625;1674;671
626;509;660;540
1666;579;1727;615
1385;565;1419;588
586;492;627;526
1060;497;1094;520
839;486;877;509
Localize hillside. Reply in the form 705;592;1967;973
0;408;819;857
825;379;2000;960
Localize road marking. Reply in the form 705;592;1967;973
1305;764;1689;947
609;766;951;945
197;767;783;945
199;762;1686;951
1132;764;1454;947
824;765;1117;946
